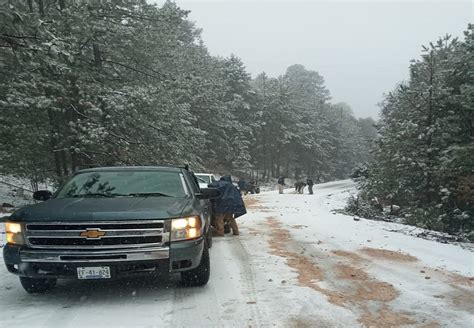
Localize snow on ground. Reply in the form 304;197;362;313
0;174;53;222
0;180;472;327
0;175;36;207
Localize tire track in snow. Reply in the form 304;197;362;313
230;236;267;327
234;238;270;327
168;237;267;327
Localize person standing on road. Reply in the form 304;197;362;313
237;178;247;195
277;176;285;194
209;175;246;236
306;178;314;195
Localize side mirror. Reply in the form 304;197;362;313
33;190;53;201
197;188;221;200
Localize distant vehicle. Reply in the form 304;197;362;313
3;166;220;293
240;180;260;194
195;173;219;189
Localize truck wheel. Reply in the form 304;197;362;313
256;188;260;194
20;277;56;294
181;243;210;287
206;229;213;248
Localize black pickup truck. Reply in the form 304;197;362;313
3;166;219;293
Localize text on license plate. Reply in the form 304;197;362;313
77;266;111;279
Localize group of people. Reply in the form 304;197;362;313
207;174;316;238
277;176;314;194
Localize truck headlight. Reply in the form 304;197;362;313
171;216;202;241
5;222;25;245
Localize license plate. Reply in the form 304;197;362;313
77;266;111;280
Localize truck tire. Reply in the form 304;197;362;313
20;277;56;294
206;229;213;248
255;187;260;194
181;243;210;287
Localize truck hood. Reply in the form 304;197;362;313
9;197;193;222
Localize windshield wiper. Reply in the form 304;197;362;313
71;193;129;198
69;192;174;198
128;192;173;197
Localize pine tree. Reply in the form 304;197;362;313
360;27;473;235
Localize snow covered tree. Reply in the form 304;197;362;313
0;0;375;193
249;65;371;182
360;26;473;235
0;0;210;181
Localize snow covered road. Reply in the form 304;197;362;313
0;180;472;327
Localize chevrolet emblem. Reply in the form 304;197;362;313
80;229;106;239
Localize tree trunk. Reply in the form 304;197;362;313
61;151;69;177
276;153;280;177
30;178;39;193
36;0;44;15
270;155;275;178
93;43;102;67
425;51;435;204
285;148;290;176
47;109;63;179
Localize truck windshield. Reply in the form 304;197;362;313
56;171;187;198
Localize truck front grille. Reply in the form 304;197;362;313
25;221;168;250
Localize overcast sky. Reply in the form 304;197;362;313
153;1;473;119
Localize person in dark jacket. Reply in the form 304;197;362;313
209;175;246;236
306;178;314;195
277;176;285;194
295;181;306;194
237;179;247;195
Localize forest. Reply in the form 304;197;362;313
0;0;375;187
